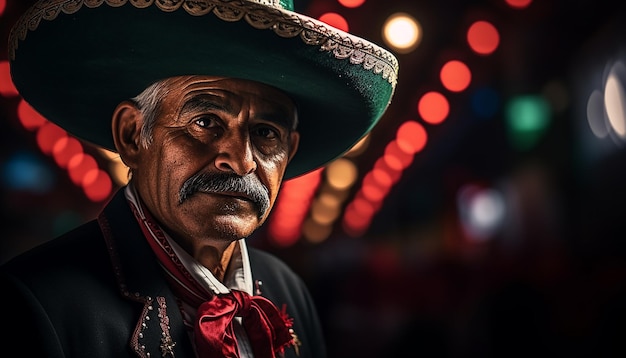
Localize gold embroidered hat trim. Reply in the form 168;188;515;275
9;0;398;86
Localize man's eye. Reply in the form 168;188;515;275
194;116;217;128
254;126;279;139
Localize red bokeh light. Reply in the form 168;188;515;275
68;153;99;186
373;158;402;184
36;122;67;155
53;136;83;169
418;91;450;124
440;60;472;92
361;182;387;202
384;140;414;170
267;220;301;247
318;12;349;32
338;0;366;8
18;99;47;131
82;169;112;202
342;207;370;237
371;167;393;189
396;120;428;154
267;168;323;246
345;202;373;223
0;61;18;97
505;0;532;9
467;20;500;55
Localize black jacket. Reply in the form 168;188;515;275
0;189;326;358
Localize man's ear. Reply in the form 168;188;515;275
111;101;143;169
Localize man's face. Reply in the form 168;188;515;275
126;76;299;247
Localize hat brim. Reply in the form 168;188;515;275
9;1;398;179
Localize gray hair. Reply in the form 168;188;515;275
131;79;171;149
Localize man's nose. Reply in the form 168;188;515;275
214;130;257;176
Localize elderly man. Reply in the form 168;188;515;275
1;1;398;357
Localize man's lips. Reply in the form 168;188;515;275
196;191;258;210
200;190;253;202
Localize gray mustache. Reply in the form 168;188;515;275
179;172;270;218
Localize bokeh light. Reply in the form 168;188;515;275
418;91;450;124
1;151;55;193
384;140;413;170
310;196;341;225
505;0;532;9
467;20;500;55
440;60;472;92
396;120;427;154
68;153;98;186
36;122;67;155
383;13;421;54
374;157;402;185
326;158;358;190
318;12;349;32
505;95;551;150
338;0;365;8
82;168;112;202
587;89;609;139
0;61;18;97
604;60;626;139
52;136;83;169
457;184;507;242
268;168;323;246
302;218;333;244
17;99;47;131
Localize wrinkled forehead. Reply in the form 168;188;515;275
160;75;299;127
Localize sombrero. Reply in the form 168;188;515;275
8;0;399;179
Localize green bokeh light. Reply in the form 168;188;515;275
505;95;551;150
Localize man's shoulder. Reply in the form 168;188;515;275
0;218;119;310
0;219;106;281
247;247;303;282
247;246;294;271
1;189;128;276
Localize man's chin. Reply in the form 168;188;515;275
203;214;261;241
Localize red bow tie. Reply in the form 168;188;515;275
194;290;294;358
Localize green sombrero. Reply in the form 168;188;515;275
9;0;399;179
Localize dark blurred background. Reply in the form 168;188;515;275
2;0;626;357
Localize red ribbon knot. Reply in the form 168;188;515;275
194;290;294;358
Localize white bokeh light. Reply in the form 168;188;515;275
586;89;609;138
458;185;507;242
604;60;626;139
382;13;421;54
